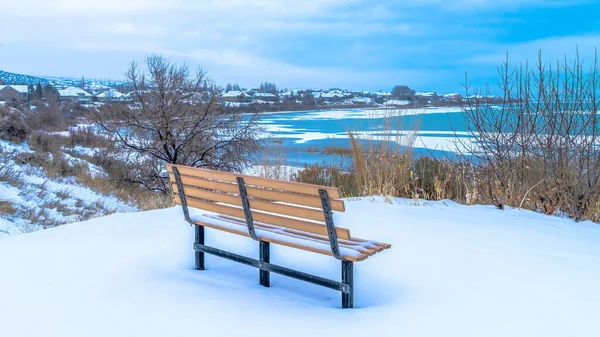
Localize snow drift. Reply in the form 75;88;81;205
0;198;599;337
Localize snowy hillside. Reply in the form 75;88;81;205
0;140;136;236
0;69;126;89
0;198;598;337
0;70;48;86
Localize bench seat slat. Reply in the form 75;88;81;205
205;215;377;256
205;213;392;254
167;164;342;198
172;186;327;222
216;214;391;251
176;197;352;240
191;213;389;262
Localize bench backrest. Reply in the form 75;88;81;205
166;164;350;239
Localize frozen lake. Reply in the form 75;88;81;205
257;107;469;167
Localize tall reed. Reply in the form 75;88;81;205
348;108;420;198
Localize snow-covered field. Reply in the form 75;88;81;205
1;198;598;337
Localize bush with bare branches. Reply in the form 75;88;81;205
90;55;261;192
461;49;600;220
0;106;29;143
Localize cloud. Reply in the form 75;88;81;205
466;34;600;65
175;48;428;90
0;0;596;92
394;0;582;10
100;22;165;36
2;0;181;18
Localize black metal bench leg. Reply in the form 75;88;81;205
195;225;205;270
342;260;353;308
259;241;270;287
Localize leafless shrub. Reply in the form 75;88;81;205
28;132;67;154
67;127;109;148
292;164;358;197
26;100;73;131
55;188;72;200
74;162;172;211
0;106;29;143
0;163;24;187
89;54;262;193
411;157;477;202
133;190;173;211
45;156;77;178
461;48;600;221
15;208;49;232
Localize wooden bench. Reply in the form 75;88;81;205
167;164;391;308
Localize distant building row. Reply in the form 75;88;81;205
220;89;376;104
0;84;475;106
57;87;132;103
0;85;133;104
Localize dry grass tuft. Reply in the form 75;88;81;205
0;164;24;188
292;164;358;197
348;108;419;199
0;201;17;215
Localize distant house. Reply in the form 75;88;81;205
375;92;392;98
443;93;462;102
58;86;93;103
352;97;374;104
318;92;344;101
221;91;251;103
0;85;30;102
384;99;410;106
96;89;126;102
253;92;278;102
415;91;441;103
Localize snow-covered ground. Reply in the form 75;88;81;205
1;198;598;337
0;140;136;237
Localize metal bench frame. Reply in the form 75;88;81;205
172;167;354;308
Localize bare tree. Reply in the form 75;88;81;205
90;55;261;192
460;48;600;220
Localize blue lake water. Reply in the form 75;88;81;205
256;107;468;167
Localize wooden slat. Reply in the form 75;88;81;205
172;186;326;222
210;215;378;256
169;173;239;193
193;221;368;262
177;197;351;240
246;185;345;212
350;237;392;250
210;214;390;254
167;164;342;198
204;215;375;255
168;173;345;212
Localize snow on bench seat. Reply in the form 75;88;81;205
191;212;390;262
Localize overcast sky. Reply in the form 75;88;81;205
1;0;599;92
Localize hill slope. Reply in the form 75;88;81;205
0;70;49;85
0;139;136;236
0;199;598;337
